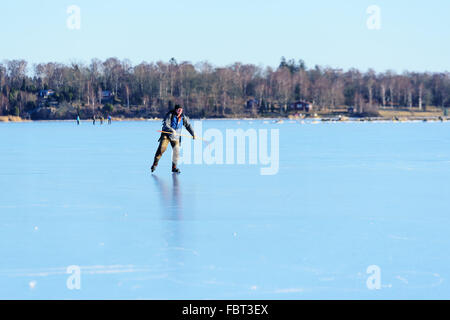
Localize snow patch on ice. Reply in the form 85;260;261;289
274;288;304;294
388;234;412;241
1;264;156;277
395;276;409;285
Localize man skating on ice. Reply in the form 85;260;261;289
151;105;196;174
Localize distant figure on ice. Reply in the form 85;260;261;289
151;105;196;174
107;115;112;125
92;115;96;125
76;115;80;125
100;116;104;125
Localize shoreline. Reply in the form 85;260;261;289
1;115;448;123
2;106;447;123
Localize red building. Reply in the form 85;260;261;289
289;100;312;112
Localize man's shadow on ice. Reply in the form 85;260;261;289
151;174;183;220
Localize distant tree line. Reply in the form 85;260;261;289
0;57;449;119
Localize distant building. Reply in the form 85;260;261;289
37;89;58;107
246;99;259;110
289;100;312;112
38;90;55;98
101;90;114;103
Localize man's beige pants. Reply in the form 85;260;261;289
153;134;180;167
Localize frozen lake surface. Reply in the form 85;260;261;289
0;119;449;299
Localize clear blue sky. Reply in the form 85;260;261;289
1;0;449;73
